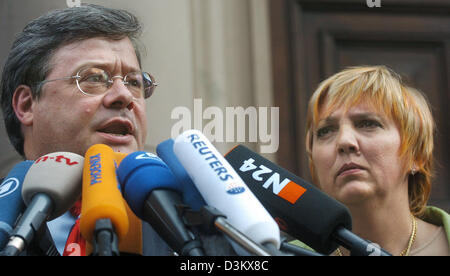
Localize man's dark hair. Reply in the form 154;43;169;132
0;4;143;156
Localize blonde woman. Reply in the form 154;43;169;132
304;66;450;256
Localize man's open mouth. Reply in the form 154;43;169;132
97;119;134;137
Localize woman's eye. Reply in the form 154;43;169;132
357;119;382;128
316;126;334;138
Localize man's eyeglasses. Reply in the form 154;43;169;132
37;67;157;99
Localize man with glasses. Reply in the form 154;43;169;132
0;4;168;256
2;5;156;160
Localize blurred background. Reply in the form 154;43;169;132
0;0;448;211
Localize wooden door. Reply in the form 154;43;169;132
270;0;450;211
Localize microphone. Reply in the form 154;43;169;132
156;139;206;211
80;144;129;256
82;152;144;256
172;130;281;251
157;140;273;256
117;151;205;256
113;152;143;256
224;145;392;256
0;161;34;249
2;152;83;256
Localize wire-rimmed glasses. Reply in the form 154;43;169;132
37;67;157;99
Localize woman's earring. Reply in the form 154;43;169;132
411;164;418;176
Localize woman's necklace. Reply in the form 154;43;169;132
335;214;417;256
400;214;417;256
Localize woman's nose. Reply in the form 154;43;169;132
336;126;360;155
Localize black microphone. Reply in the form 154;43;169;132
2;152;84;256
117;151;205;256
224;145;392;256
156;134;320;256
157;138;288;256
173;130;283;256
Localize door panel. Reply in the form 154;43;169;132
270;0;450;211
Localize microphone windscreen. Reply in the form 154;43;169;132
173;129;280;248
117;151;180;220
22;152;84;220
225;145;352;254
113;152;127;164
0;161;34;248
114;152;143;255
156;139;206;210
80;144;128;242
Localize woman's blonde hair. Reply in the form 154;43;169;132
305;66;435;216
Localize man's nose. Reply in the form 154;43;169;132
103;78;135;110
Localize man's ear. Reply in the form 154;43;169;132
12;85;34;126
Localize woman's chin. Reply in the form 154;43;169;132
335;180;374;205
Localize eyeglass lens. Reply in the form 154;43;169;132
77;67;155;99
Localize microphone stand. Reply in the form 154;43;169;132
92;219;119;256
332;226;392;256
279;239;323;256
180;205;276;256
1;194;53;256
213;216;272;256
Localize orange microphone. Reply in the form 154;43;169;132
80;144;129;255
114;152;143;255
